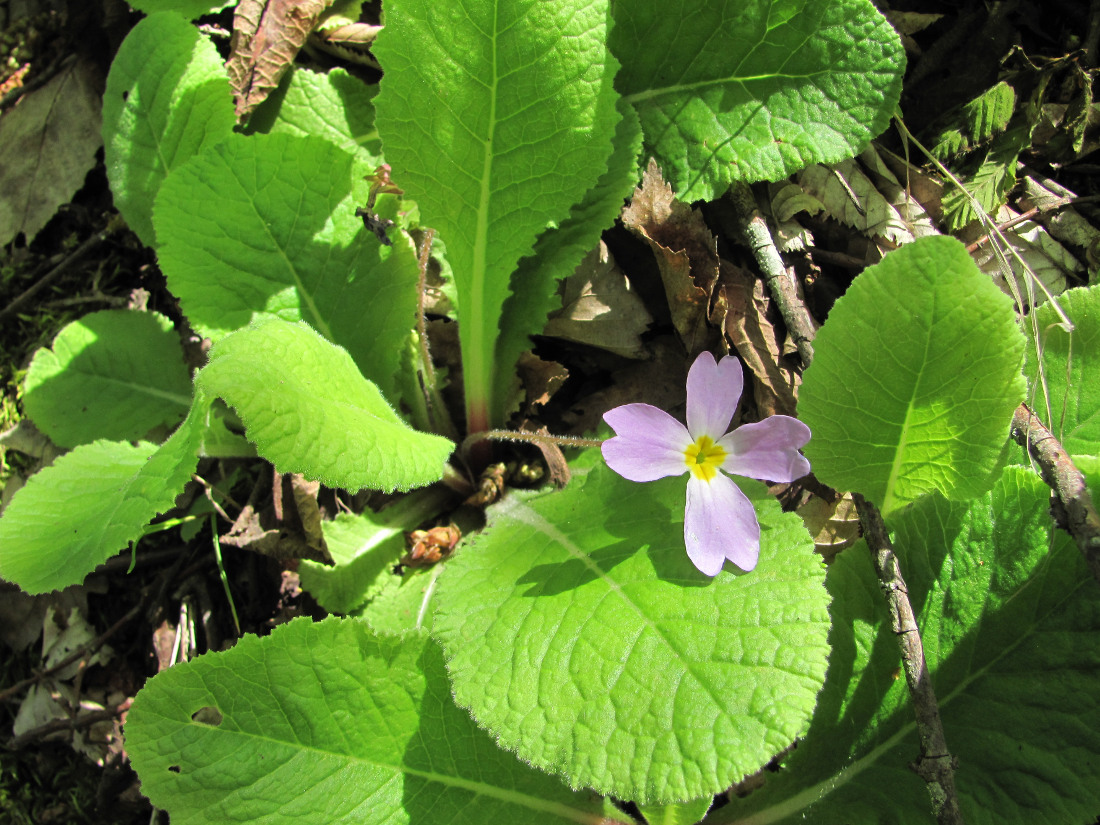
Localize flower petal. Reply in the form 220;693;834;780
684;473;760;575
718;415;812;482
602;403;692;482
686;352;744;440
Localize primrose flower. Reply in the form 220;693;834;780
601;352;811;576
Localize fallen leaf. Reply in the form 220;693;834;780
714;261;801;417
0;58;102;244
221;470;332;563
544;242;652;358
798;157;914;246
228;0;335;121
797;491;861;561
622;159;719;352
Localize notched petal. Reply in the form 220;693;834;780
602;403;692;482
684;474;760;575
719;415;811;483
686;352;744;440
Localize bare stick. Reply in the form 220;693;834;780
1011;403;1100;585
725;180;816;367
855;494;964;825
0;228;109;323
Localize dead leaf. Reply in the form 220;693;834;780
797;492;861;561
0;57;103;244
622;159;719;352
517;351;568;409
220;470;332;563
228;0;335;121
715;261;801;417
798;158;915;247
544;242;652;358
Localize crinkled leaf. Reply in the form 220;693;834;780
929;81;1016;160
0;401;204;594
362;566;442;635
0;59;102;245
492;100;643;421
1024;284;1100;455
102;13;235;247
125;618;625;825
638;797;713;825
373;0;621;430
246;66;382;164
432;453;830;804
155;131;418;398
941;120;1031;231
712;466;1100;823
23;310;191;449
197;318;453;493
227;0;331;121
610;0;905;200
800;235;1026;514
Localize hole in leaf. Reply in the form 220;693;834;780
191;706;223;726
168;765;180;773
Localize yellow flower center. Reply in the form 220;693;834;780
684;435;726;482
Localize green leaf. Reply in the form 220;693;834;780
102;13;234;246
638;797;713;825
23;310;191;448
300;487;452;614
711;466;1100;823
197;318;453;493
155;132;418;398
492;100;644;421
246;66;382;165
610;0;905;200
432;454;830;804
0;400;204;594
1024;284;1100;455
929;81;1016;160
125;0;236;17
362;566;443;635
941;120;1031;231
374;0;621;431
125;619;626;825
800;235;1026;514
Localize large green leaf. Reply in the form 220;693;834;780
155;132;419;399
710;466;1100;823
23;310;191;448
0;401;204;594
247;66;382;166
102;13;234;246
197;318;453;493
374;0;621;431
492;100;644;421
610;0;905;200
125;619;627;825
1023;284;1100;455
800;235;1026;514
432;451;830;804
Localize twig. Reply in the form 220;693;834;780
0;597;147;705
854;494;964;825
1010;403;1100;585
724;182;963;822
725;181;816;367
0;228;109;322
6;699;132;750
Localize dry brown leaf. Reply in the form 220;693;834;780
221;471;332;563
714;261;801;418
797;492;861;561
622;158;719;352
517;351;568;409
544;242;652;358
0;58;102;244
228;0;334;121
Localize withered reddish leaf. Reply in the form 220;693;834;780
716;261;802;418
228;0;335;121
622;159;719;352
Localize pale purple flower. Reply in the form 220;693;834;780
601;352;811;576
